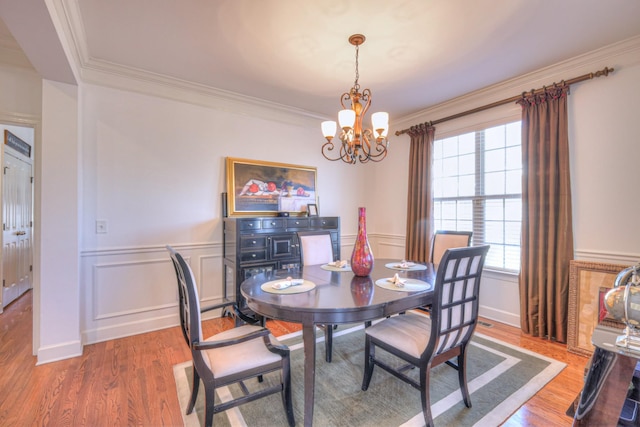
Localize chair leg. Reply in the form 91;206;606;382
457;350;472;408
420;366;435;427
325;324;333;363
361;336;375;391
281;356;295;427
203;381;215;427
187;366;200;414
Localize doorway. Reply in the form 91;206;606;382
1;125;34;312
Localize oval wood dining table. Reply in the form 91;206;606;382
241;258;436;427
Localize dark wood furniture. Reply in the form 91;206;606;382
223;216;340;321
240;259;436;427
167;246;295;427
573;325;640;426
361;245;490;427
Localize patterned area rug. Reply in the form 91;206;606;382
173;322;565;426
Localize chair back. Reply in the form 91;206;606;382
297;231;334;266
430;230;473;264
426;245;490;359
167;246;203;348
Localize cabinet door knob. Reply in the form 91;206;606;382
252;240;256;244
271;222;276;226
252;254;256;258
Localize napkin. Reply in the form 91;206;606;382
329;260;349;268
387;273;405;287
395;260;415;269
272;277;304;290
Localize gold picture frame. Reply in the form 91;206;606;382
567;260;628;356
226;157;318;217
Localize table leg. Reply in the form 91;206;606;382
302;322;316;427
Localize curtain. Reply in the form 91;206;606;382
517;84;574;342
405;123;435;262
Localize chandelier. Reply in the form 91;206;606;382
321;34;389;164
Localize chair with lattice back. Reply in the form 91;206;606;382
361;245;490;427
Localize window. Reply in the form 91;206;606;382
433;121;521;271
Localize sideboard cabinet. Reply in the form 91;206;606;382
223;216;340;319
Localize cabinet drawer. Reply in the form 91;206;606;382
262;218;285;229
240;236;267;249
310;217;338;228
239;220;262;231
286;218;309;229
240;250;267;262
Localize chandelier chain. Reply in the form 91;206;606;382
353;44;360;92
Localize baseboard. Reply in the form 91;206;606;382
36;340;83;365
82;313;179;345
479;305;520;328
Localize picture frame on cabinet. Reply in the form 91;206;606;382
307;203;318;217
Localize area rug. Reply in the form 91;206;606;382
173;321;565;427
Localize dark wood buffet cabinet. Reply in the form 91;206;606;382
223;216;340;319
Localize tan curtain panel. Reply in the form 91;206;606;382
517;84;574;343
405;123;435;262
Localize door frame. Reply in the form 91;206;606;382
0;115;40;357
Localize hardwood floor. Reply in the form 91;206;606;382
0;290;589;426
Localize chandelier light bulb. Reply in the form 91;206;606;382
338;109;356;130
371;112;389;134
321;121;337;140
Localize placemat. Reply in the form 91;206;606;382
384;261;428;271
321;264;353;272
260;279;316;294
375;278;432;292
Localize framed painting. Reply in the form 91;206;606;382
226;157;318;217
567;260;628;356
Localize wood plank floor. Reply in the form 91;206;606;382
0;290;589;426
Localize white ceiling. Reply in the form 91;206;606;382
2;0;640;120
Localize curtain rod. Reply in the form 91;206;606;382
395;66;614;136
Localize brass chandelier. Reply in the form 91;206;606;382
321;34;389;164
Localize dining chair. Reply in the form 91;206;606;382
430;230;473;265
167;246;294;427
297;231;338;362
361;244;490;427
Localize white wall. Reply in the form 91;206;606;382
38;79;81;363
78;82;366;343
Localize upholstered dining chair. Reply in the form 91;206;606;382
417;230;473;315
167;246;294;427
361;245;490;427
430;230;473;265
297;231;338;362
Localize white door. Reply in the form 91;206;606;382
2;149;33;308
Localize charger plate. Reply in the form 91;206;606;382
375;278;432;292
261;279;316;294
384;262;428;271
321;264;352;272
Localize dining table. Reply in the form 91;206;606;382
240;258;437;427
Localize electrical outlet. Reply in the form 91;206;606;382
96;220;108;234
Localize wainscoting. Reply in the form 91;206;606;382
79;235;639;346
80;243;225;345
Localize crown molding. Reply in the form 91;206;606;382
394;35;640;129
55;0;324;128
